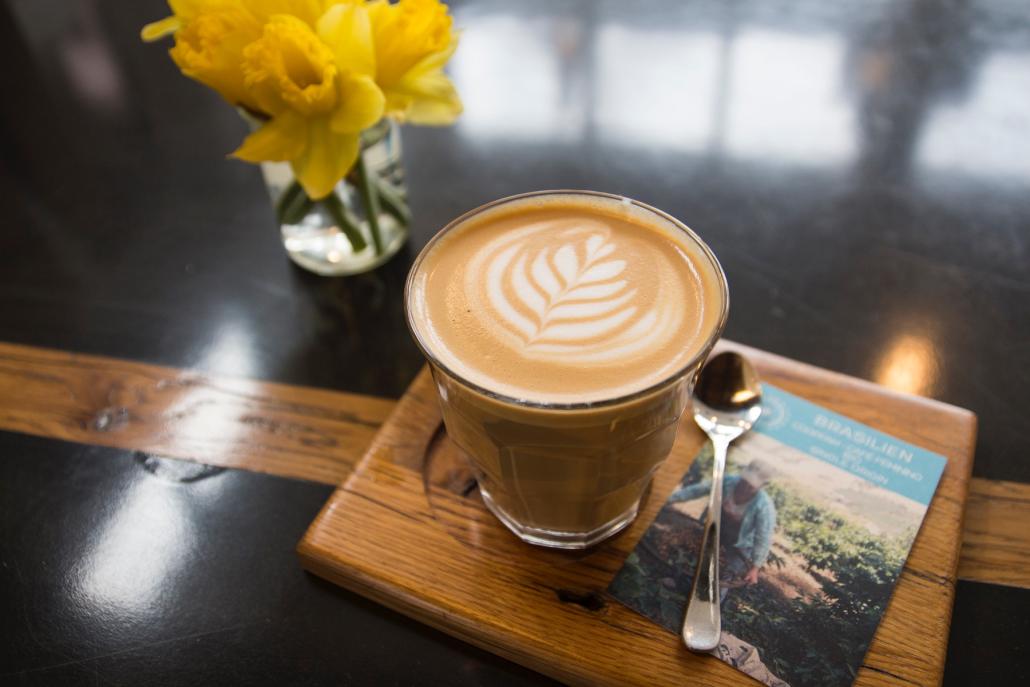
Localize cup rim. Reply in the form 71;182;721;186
404;189;730;410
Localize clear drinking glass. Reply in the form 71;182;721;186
405;191;729;549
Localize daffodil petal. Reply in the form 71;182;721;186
292;121;360;199
140;16;180;41
169;0;208;19
391;70;462;125
232;112;308;162
402;93;462;125
169;8;263;109
242;15;339;117
331;74;385;133
246;0;324;27
317;1;375;77
405;35;459;78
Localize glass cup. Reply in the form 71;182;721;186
405;191;728;549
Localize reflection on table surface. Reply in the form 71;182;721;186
3;0;1025;478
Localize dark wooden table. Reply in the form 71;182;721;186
2;0;1028;684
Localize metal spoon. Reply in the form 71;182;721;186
682;351;763;652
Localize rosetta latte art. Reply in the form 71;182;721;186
465;218;698;364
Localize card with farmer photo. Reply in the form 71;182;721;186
608;385;947;687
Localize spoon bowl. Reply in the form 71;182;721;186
692;352;764;437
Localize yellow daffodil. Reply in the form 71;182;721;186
167;7;262;109
142;0;462;201
143;1;343;111
233;6;384;199
367;0;462;124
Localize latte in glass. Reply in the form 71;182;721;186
406;191;728;549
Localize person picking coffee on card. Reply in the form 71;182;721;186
669;459;778;601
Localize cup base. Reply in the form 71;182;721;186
479;486;642;550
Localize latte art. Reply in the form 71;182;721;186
408;195;725;403
466;219;694;364
406;192;729;548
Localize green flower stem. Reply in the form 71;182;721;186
354;151;384;256
372;176;411;227
276;180;312;225
320;192;368;253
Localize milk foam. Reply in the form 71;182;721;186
409;195;725;404
466;217;696;365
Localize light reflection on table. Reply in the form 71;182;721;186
448;0;1030;188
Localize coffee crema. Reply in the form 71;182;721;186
408;194;725;404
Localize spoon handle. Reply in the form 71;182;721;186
682;435;729;652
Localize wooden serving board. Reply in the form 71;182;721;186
298;341;976;686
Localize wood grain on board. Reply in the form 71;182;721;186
0;341;393;484
2;340;1025;593
298;341;977;687
959;478;1030;588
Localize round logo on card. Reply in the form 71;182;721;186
759;393;788;430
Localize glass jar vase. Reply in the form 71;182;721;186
260;120;409;276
